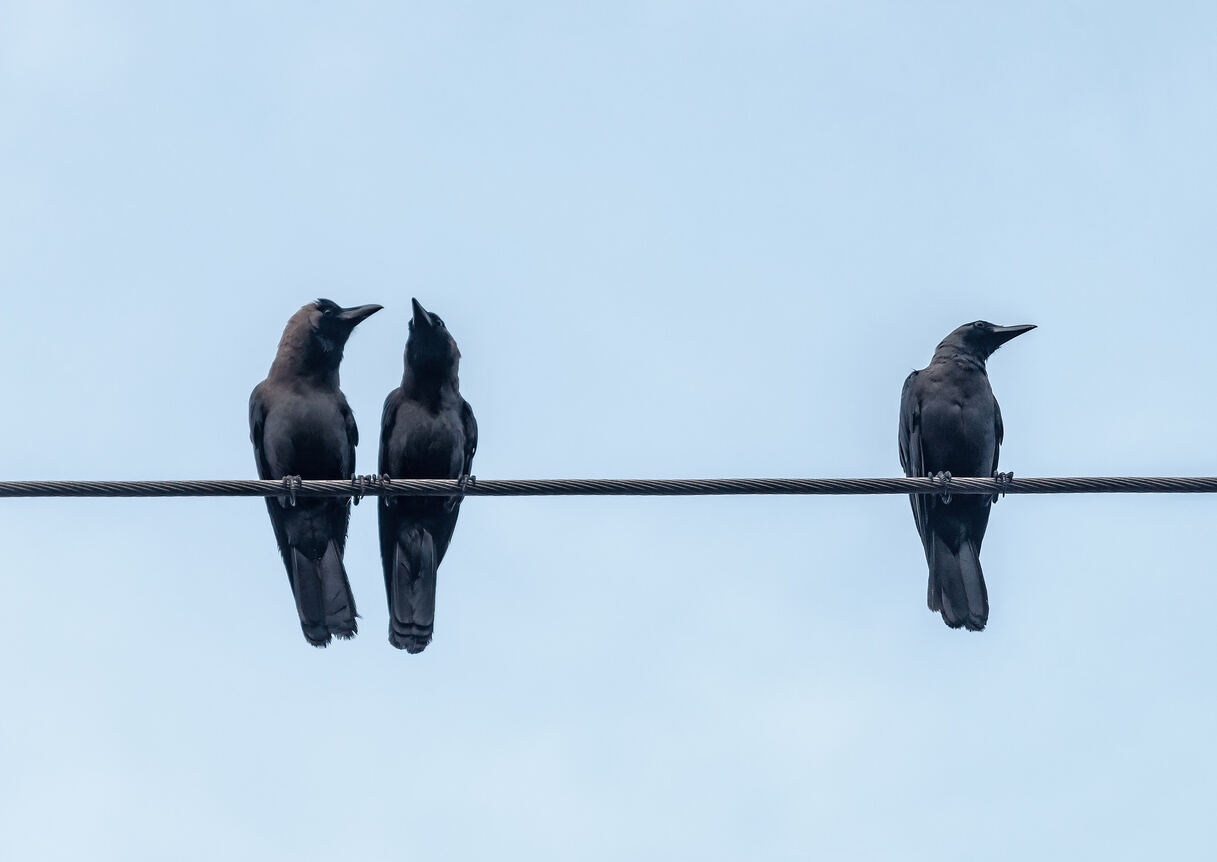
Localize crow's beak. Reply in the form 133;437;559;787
991;323;1036;346
338;304;383;327
411;297;432;329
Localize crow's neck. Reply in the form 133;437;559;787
402;364;459;404
931;348;987;374
270;336;344;388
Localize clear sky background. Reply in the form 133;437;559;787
2;2;1216;859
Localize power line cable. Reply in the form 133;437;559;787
0;474;1215;499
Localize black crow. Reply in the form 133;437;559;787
898;320;1035;631
379;298;477;653
249;299;382;646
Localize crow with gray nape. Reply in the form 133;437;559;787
249;299;382;646
898;320;1035;631
379;298;477;653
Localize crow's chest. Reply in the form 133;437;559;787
915;369;997;472
384;401;466;478
264;397;351;477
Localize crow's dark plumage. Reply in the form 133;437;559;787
898;320;1035;631
249;299;382;646
379;298;477;653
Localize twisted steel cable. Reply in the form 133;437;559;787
0;475;1215;498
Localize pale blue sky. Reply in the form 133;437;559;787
2;2;1216;859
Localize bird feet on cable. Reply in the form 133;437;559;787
993;471;1014;503
278;475;303;508
380;474;395;507
351;474;378;505
930;470;953;504
445;473;475;512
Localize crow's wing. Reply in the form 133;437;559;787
991;397;1004;476
898;371;932;565
250;383;297;579
378;388;405;597
460;398;478;476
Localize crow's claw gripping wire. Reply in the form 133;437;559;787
445;474;476;512
280;475;302;508
380;474;395;507
351;474;374;505
931;470;953;504
993;471;1014;503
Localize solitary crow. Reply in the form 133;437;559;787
249;299;382;646
379;298;477;653
898;320;1035;631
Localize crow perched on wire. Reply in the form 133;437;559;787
379;298;477;653
898;320;1035;631
249;299;382;646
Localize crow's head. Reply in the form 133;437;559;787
309;299;383;353
939;320;1036;360
271;299;382;378
406;297;461;375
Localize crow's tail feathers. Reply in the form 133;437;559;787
289;542;358;647
927;534;988;632
389;526;437;653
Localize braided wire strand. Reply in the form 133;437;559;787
0;476;1215;498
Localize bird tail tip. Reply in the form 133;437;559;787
938;613;987;632
301;624;332;647
389;624;433;653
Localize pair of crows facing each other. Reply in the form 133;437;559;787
249;298;476;652
250;300;1032;649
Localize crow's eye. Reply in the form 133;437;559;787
972;321;985;329
321;306;335;317
433;316;445;329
